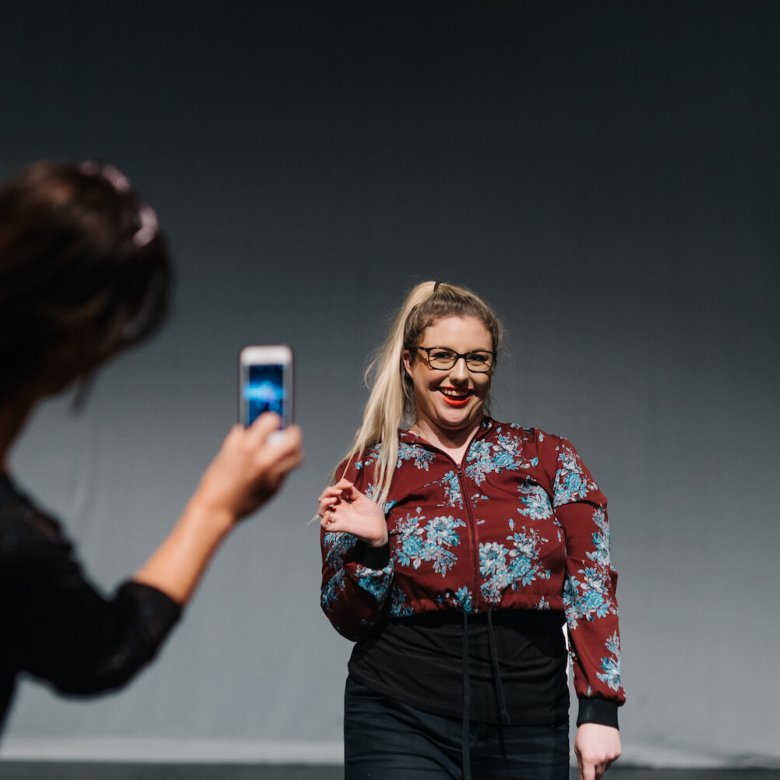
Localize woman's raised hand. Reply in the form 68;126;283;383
193;413;303;525
318;478;388;548
135;413;303;604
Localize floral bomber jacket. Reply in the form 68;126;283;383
320;418;625;705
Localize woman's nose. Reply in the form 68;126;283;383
449;357;469;382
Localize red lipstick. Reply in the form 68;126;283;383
440;390;471;407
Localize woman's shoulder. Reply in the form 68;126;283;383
488;419;567;448
486;420;581;479
0;476;73;573
333;442;382;474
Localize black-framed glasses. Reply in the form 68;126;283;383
407;346;496;373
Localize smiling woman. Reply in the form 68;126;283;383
316;281;625;780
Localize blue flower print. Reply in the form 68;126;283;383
323;531;358;569
353;565;391;603
504;516;551;579
580;575;609;615
452;586;474;613
354;445;381;470
426;515;464;548
435;470;463;508
480;541;509;577
397;443;435;470
492;449;517;470
587;507;610;567
479;542;511;603
465;441;495;484
596;632;622;691
517;479;553;520
564;575;600;626
506;525;551;587
437;586;474;614
465;438;521;485
389;585;414;618
563;506;617;628
321;570;345;613
395;510;466;576
563;571;615;628
562;576;581;624
553;443;598;507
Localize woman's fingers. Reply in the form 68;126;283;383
318;479;363;515
245;411;282;445
580;763;609;780
318;479;354;501
317;487;344;516
318;501;388;546
265;427;302;466
316;477;387;545
318;486;345;504
191;418;303;524
319;508;357;536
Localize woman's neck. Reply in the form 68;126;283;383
409;418;483;466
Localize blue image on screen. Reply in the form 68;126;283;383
244;364;286;425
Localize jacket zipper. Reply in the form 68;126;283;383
456;467;482;613
403;421;493;614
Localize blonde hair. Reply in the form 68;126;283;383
340;281;503;506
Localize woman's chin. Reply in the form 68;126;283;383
433;404;483;431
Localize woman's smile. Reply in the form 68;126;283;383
439;387;474;407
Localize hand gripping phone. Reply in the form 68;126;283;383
239;345;294;428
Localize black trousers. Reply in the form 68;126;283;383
344;676;569;780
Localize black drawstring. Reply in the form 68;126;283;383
462;610;512;777
486;610;511;760
462;611;471;780
486;611;511;726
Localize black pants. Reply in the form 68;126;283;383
344;677;569;780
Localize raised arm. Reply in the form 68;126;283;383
136;413;302;603
4;413;302;700
319;476;394;641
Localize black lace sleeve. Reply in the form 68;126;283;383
1;478;182;698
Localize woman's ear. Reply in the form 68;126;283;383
402;349;413;377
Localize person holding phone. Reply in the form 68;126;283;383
318;281;624;780
0;160;303;733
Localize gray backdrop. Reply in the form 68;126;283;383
1;0;778;769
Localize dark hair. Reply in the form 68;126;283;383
0;161;171;399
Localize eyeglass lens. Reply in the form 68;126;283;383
426;348;493;371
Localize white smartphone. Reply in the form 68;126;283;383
239;345;294;428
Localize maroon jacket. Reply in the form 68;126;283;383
321;418;625;706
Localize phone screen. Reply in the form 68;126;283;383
243;363;288;426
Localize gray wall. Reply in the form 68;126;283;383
1;0;778;767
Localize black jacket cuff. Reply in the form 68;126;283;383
577;696;620;729
354;542;390;569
